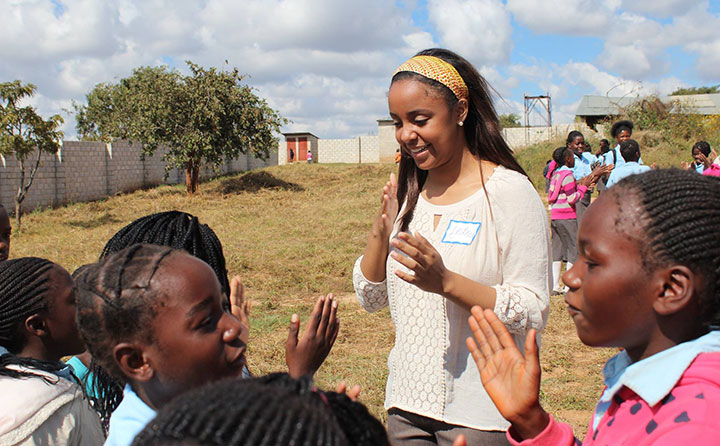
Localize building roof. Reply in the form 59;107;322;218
576;94;720;117
282;132;319;139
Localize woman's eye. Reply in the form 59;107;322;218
392;121;401;128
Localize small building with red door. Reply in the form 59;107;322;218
280;132;319;165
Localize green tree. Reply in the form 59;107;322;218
670;85;720;96
499;113;522;128
75;61;286;193
0;81;63;230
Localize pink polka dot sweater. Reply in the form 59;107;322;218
508;332;720;445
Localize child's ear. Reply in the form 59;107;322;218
24;314;48;338
653;265;695;316
114;343;154;382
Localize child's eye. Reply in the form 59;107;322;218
414;118;429;125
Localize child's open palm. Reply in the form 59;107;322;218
466;307;549;439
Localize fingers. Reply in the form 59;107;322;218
306;295;325;333
524;329;540;371
315;293;335;338
453;434;467;446
484;309;517;349
346;384;361;401
335;380;347;394
286;313;300;350
229;276;250;318
468;307;496;359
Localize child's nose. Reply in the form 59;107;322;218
222;314;244;344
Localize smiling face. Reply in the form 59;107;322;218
43;265;85;359
617;129;632;144
562;193;658;356
388;78;467;171
0;207;10;261
142;253;246;405
568;135;585;155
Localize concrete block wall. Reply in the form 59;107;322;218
378;121;400;162
0;140;278;213
502;122;596;152
317;137;380;164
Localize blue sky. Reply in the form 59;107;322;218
1;0;719;138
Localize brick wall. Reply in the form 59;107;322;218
0;141;277;214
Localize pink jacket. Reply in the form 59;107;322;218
702;160;720;177
547;168;587;220
508;352;720;445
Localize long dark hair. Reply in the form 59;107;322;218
393;48;528;232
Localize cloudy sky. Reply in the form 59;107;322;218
2;0;719;139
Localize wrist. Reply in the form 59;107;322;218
508;405;550;440
441;269;457;298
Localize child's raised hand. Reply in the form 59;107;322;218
453;434;466;446
286;293;340;379
390;231;448;295
335;380;362;401
373;173;399;241
466;307;549;440
229;276;250;346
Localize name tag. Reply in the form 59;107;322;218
441;220;481;245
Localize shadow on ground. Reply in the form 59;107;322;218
66;212;120;229
217;171;304;194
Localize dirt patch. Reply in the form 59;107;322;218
217;171;304;194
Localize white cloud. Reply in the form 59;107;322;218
668;3;720;81
428;0;513;65
622;0;705;17
507;0;618;35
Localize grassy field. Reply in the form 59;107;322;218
14;162;613;435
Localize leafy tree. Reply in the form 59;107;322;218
75;61;286;193
0;81;63;230
670;85;720;96
499;113;522;128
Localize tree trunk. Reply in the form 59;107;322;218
185;162;200;194
15;158;25;231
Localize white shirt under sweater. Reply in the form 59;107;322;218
353;165;551;431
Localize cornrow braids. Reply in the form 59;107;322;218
133;373;389;446
75;244;175;382
0;257;55;353
612;169;720;328
0;257;76;382
101;211;230;296
71;263;124;433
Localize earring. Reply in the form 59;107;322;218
458;121;464;127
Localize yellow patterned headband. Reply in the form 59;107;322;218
394;55;468;100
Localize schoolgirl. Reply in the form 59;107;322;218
465;169;720;445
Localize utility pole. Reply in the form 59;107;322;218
524;94;552;144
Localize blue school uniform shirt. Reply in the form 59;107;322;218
592;330;720;431
612;144;643;167
105;384;156;446
66;356;97;398
605;161;650;188
571;153;592;180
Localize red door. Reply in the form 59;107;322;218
287;139;297;162
298;137;308;161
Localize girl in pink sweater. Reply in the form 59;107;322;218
547;147;595;294
462;169;720;446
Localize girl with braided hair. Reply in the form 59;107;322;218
132;373;389;446
75;244;340;446
463;169;720;445
0;257;104;445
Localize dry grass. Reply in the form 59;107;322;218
14;162;612;435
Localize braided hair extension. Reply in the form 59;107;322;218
71;264;123;432
75;244;174;383
100;211;230;296
132;373;389;446
0;257;71;382
611;169;720;328
393;48;528;233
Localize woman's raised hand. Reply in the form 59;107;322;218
373;173;399;241
390;231;449;295
466;307;549;440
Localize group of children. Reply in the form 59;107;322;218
1;159;720;444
